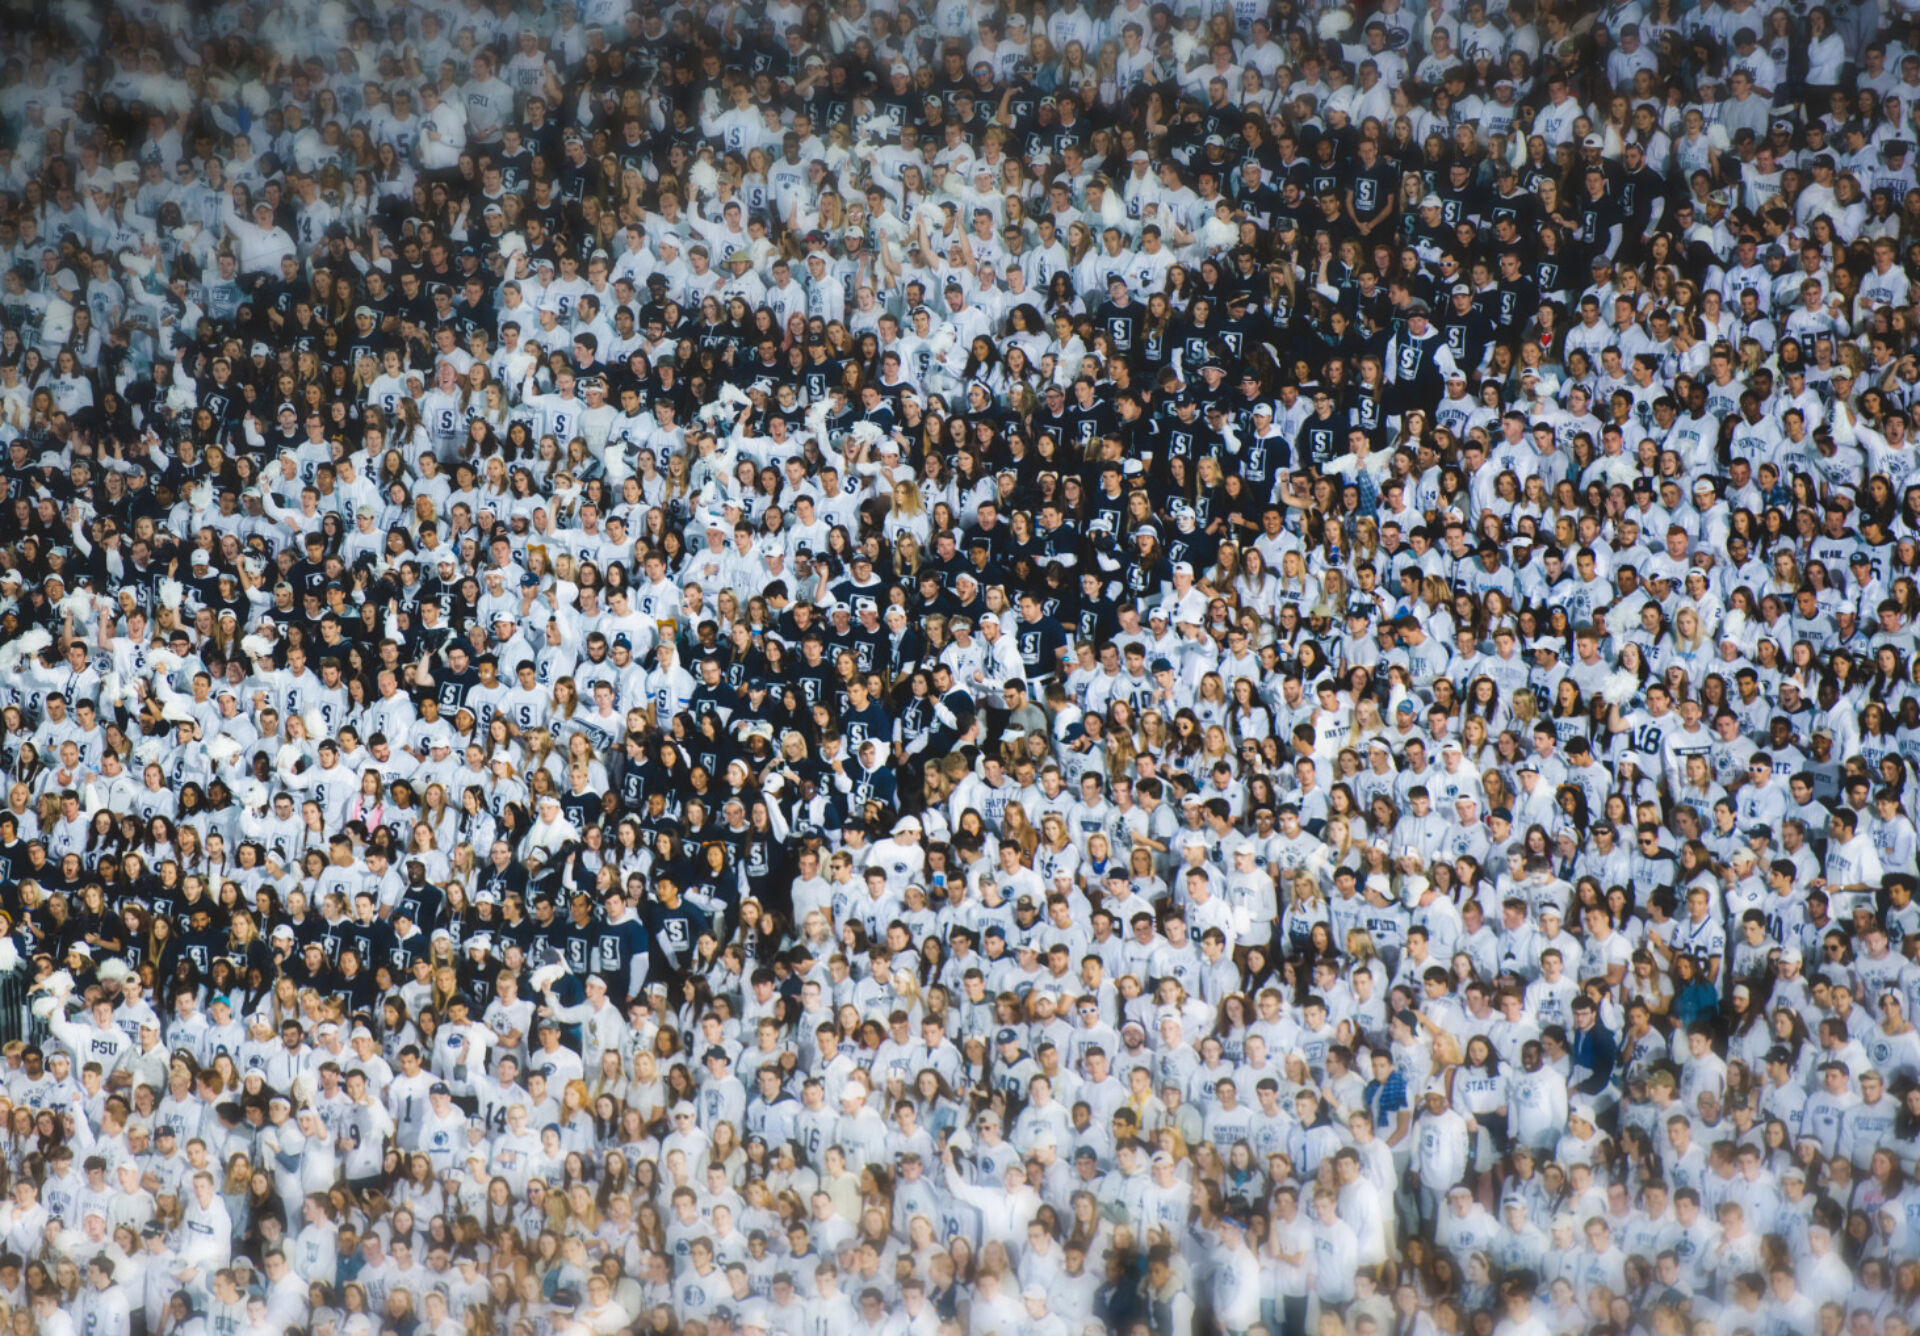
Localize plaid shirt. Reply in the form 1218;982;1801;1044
1365;1070;1410;1126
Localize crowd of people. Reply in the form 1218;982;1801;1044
4;0;1920;1334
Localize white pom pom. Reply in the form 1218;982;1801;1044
240;781;268;809
42;971;73;999
14;629;51;658
31;996;58;1021
241;634;273;659
158;579;183;611
717;383;750;411
189;482;212;512
147;648;181;672
161;699;195;724
806;400;831;442
1600;671;1641;709
0;938;19;974
529;962;569;993
687;158;719;200
302;707;326;740
275;742;303;771
850;421;884;447
206;736;241;765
